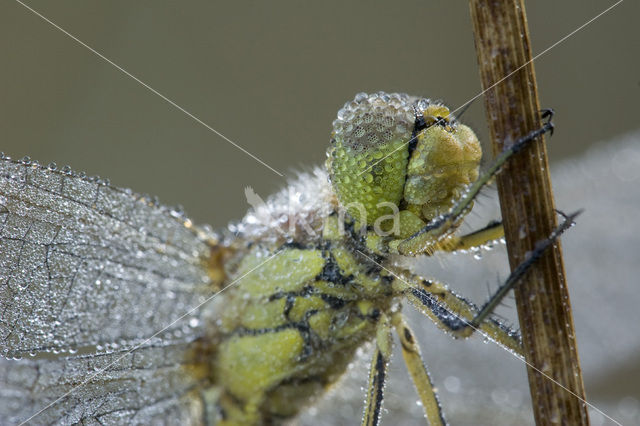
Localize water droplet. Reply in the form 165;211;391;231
518;225;527;239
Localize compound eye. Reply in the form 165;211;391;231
326;92;415;224
331;92;414;152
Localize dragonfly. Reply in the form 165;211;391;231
0;92;569;425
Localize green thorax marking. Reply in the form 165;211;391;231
211;235;394;423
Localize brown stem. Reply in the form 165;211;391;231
468;1;589;424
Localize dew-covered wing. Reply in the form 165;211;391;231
0;341;207;425
0;157;215;357
0;157;216;423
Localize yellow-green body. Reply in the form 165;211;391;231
211;216;394;424
191;92;514;425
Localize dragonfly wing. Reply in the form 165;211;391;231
0;341;206;425
0;158;217;423
0;157;215;357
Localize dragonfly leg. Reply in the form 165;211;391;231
361;313;393;426
391;312;446;426
434;220;504;253
398;210;579;354
398;274;523;355
459;210;580;333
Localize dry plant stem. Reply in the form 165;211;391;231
468;1;589;425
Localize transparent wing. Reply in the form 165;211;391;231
0;157;215;357
0;341;206;425
0;157;217;424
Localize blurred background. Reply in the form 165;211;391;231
1;1;638;425
1;1;638;227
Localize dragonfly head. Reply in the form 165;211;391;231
326;92;481;232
